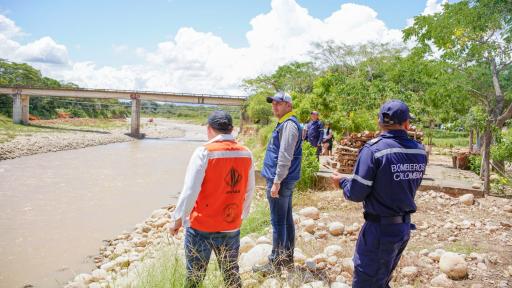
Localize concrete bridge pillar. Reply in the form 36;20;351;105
130;94;141;138
13;93;30;125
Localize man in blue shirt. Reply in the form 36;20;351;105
331;100;427;288
304;111;323;159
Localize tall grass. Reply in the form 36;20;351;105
134;243;225;288
240;200;271;238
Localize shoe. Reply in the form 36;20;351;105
252;262;280;277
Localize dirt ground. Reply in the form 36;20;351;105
290;187;512;287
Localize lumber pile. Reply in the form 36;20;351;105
332;128;424;174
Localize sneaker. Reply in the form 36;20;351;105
252;262;280;277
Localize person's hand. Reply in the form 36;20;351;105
271;183;280;198
331;172;344;188
169;218;182;236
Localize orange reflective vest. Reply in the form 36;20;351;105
189;140;252;232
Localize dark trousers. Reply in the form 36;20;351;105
184;227;241;288
266;180;296;265
352;222;411;288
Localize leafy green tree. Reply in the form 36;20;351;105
404;0;512;193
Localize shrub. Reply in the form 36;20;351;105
469;154;482;175
296;143;319;191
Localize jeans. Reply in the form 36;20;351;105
266;180;296;265
184;227;241;288
352;222;411;288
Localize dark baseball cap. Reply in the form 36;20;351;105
208;110;233;133
378;100;413;125
266;91;292;104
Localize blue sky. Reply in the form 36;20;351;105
0;0;449;94
1;0;430;66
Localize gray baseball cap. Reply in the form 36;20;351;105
266;91;292;104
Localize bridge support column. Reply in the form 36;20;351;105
130;94;141;138
13;94;30;125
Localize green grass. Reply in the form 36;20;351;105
445;242;480;255
429;129;470;148
240;200;271;238
431;137;469;148
0;114;48;143
134;244;225;288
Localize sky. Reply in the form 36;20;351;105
0;0;449;95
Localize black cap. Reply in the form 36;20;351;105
208;110;233;133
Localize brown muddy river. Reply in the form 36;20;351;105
0;126;206;287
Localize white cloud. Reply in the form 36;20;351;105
15;36;69;64
422;0;448;16
406;0;448;27
0;15;69;65
0;14;21;38
1;0;406;94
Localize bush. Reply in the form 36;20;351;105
296;143;319;191
469;154;482;175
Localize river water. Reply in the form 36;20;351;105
0;123;207;287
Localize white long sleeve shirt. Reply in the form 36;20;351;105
173;134;255;231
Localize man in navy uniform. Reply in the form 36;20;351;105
304;111;323;159
331;100;427;288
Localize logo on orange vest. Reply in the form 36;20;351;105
225;167;242;194
223;203;239;223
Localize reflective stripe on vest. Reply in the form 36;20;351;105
189;141;252;232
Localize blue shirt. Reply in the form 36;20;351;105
339;130;427;216
305;120;323;146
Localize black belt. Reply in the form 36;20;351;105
364;212;410;224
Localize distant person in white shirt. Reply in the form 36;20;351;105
170;110;255;288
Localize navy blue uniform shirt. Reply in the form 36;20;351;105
305;120;323;147
339;130;427;217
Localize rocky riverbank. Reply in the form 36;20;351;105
0;118;188;160
64;187;512;288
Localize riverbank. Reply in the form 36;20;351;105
0;118;189;160
64;186;512;288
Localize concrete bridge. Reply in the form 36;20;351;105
0;87;246;138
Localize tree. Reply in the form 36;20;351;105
404;0;512;193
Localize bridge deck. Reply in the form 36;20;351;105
0;87;246;106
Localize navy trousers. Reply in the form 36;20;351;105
266;180;296;265
352;222;411;288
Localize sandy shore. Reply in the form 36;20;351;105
0;118;198;160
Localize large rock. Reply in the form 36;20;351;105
401;266;419;278
256;236;272;245
240;236;256;253
504;205;512;213
91;269;108;281
428;249;446;261
294;249;307;264
439;252;468;280
459;194;475;206
340;258;354;275
328;222;345;236
472;183;481;189
324;245;343;258
299;207;320;220
430;273;454;287
345;223;360;235
302;219;317;234
239;244;272;273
